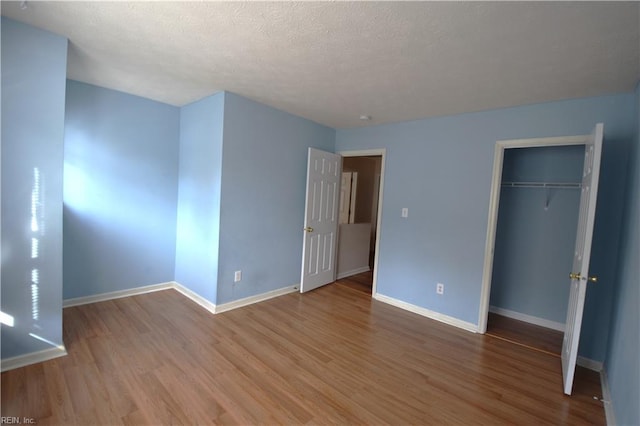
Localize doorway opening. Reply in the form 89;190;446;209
477;124;603;395
336;150;386;296
485;144;584;356
478;133;590;332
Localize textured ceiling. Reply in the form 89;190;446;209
2;1;639;128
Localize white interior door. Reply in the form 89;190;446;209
339;172;352;224
561;123;603;395
348;172;358;223
300;148;341;293
339;172;358;224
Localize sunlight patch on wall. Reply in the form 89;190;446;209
28;333;65;351
63;162;89;212
0;312;15;327
31;237;39;258
30;167;42;323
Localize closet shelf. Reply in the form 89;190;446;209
501;181;582;189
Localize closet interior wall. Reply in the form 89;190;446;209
489;145;585;328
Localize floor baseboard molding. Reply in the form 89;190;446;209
577;356;603;372
337;266;370;280
64;280;298;316
172;282;217;315
63;282;175;307
215;285;299;314
1;346;67;373
374;293;478;333
599;368;616;426
489;306;565;332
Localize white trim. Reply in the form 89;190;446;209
374;293;478;333
172;282;217;315
215;285;298;314
477;142;506;334
600;368;616;426
339;149;386;157
489;306;565;332
495;135;589;148
338;148;386;298
478;133;590;333
337;266;371;280
577;356;603;372
1;346;67;372
63;281;175;307
64;281;300;315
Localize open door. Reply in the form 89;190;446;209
300;148;341;293
561;123;603;395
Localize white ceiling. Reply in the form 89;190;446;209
2;1;639;128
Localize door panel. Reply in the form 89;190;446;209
340;172;352;224
561;123;603;395
301;148;341;293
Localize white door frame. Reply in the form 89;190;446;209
338;149;386;297
477;134;590;333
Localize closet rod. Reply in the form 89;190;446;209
501;181;582;189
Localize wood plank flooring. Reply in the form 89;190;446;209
2;276;605;425
486;313;564;356
336;270;373;294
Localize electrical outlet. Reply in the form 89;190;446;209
234;270;242;282
401;207;409;218
436;283;444;295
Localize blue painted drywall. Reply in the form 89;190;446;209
175;93;225;304
490;146;583;323
604;82;639;426
63;80;180;299
501;145;585;183
216;93;335;304
336;93;636;361
1;18;67;358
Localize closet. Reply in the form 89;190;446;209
488;145;584;353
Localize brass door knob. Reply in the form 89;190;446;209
304;227;314;233
569;272;598;283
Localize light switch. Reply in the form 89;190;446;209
401;208;408;218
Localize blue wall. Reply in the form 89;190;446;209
63;81;180;299
490;146;583;324
216;93;335;304
336;93;636;360
62;87;335;307
175;93;225;304
604;83;639;426
1;18;68;358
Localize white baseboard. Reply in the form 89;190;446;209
63;281;175;307
599;368;616;426
374;293;478;333
489;306;565;332
577;356;603;372
63;281;297;316
1;346;67;372
337;266;370;280
215;285;299;314
172;282;217;315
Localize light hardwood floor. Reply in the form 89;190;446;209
2;274;605;425
486;312;565;357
